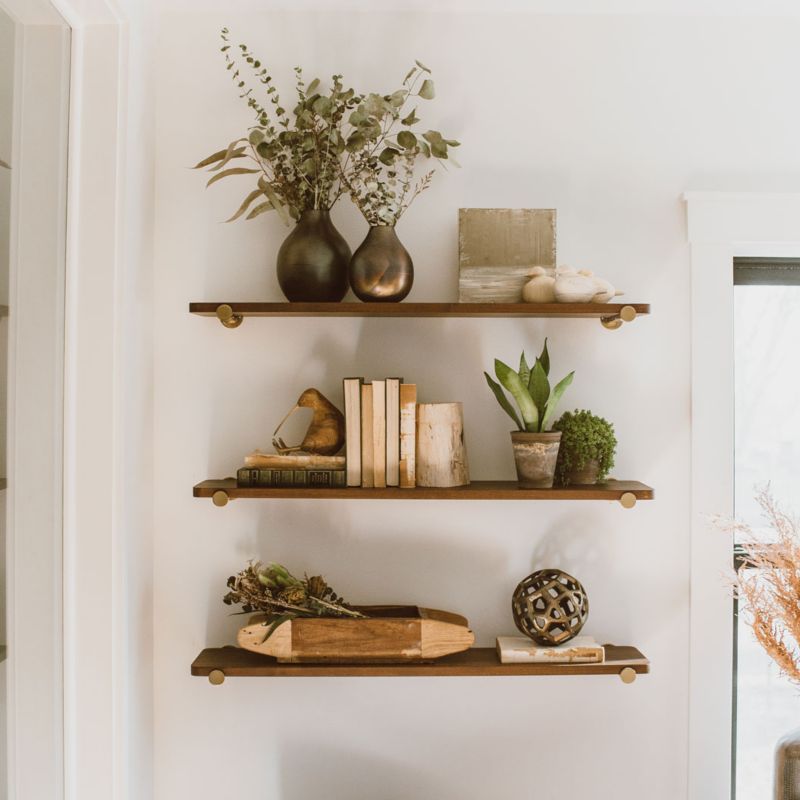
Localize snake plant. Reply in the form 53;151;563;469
484;339;574;432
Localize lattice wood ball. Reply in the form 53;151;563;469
511;569;589;645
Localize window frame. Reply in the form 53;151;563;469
686;192;800;800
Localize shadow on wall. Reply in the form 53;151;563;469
277;742;458;800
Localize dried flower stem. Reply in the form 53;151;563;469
717;487;800;685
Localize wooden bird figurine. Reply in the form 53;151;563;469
272;388;345;456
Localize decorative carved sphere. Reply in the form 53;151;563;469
511;569;589;645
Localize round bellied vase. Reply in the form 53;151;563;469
276;209;350;302
349;225;413;303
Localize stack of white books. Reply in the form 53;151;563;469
496;635;605;664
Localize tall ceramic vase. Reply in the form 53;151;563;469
276;209;350;302
349;225;413;303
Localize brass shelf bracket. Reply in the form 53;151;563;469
216;304;243;329
619;667;637;684
212;490;230;507
619;492;637;509
208;669;225;686
601;305;637;330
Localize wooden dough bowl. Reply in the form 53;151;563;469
237;605;475;664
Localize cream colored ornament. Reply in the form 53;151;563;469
553;266;596;303
521;267;556;303
590;276;623;304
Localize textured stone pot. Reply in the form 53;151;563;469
510;431;561;489
564;458;601;486
775;727;800;799
276;209;350;302
349;225;413;302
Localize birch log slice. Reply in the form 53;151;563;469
237;606;475;663
416;402;470;487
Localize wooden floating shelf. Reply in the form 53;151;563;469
192;645;649;681
190;301;650;329
194;479;653;507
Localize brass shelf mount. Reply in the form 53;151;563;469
619;491;637;509
600;305;637;330
619;667;637;684
216;304;243;329
212;490;231;507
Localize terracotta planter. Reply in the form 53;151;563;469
564;458;601;486
510;431;561;489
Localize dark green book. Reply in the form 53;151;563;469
237;467;347;488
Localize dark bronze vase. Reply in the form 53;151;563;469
349;225;413;303
276;209;350;302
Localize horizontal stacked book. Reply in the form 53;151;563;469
343;376;417;488
236;452;346;488
495;636;605;664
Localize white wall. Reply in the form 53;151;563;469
151;6;800;799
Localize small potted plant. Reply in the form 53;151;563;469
552;410;617;486
484;339;574;488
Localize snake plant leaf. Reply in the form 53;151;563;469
518;352;531;386
541;371;575;431
258;176;291;226
528;360;551;429
495;359;539;431
225;188;265;222
208;138;247;172
539;338;550;376
484;372;523;431
206;167;260;188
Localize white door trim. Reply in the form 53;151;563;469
52;3;132;800
685;191;800;800
2;5;71;799
3;1;131;798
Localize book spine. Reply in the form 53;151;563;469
399;384;417;488
372;379;386;488
237;467;252;487
360;383;374;488
385;377;402;486
343;377;363;487
242;469;347;488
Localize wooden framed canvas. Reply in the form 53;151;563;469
458;208;556;302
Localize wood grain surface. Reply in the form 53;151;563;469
191;645;650;678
